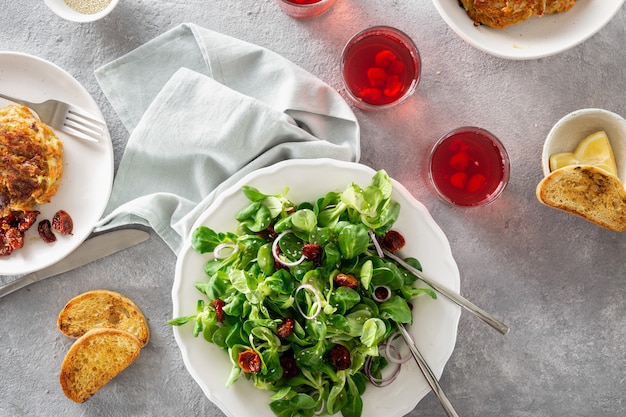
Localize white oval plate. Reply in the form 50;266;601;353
432;0;625;60
0;52;113;275
172;158;461;417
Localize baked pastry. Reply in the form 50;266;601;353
0;105;63;217
459;0;577;29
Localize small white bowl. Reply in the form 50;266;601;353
542;108;626;182
44;0;118;23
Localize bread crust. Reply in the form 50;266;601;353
536;165;626;232
57;289;149;347
60;328;141;403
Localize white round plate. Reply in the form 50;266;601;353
172;158;461;417
432;0;626;60
0;52;113;275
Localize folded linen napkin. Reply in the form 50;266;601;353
94;23;360;254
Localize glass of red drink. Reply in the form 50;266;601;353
341;26;421;110
276;0;337;19
428;127;510;207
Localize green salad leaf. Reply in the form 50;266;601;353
169;170;436;417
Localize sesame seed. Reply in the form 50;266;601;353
64;0;112;15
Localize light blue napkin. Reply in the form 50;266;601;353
94;23;360;254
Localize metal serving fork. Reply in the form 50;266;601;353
0;92;105;142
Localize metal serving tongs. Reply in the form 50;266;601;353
384;249;509;417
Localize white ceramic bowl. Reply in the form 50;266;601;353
431;0;626;60
542;109;626;182
172;158;461;417
44;0;119;23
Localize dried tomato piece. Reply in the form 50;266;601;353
329;344;351;371
301;243;322;263
52;210;73;235
212;299;225;323
4;228;24;251
18;211;39;232
280;354;298;378
0;245;12;256
38;219;56;243
334;273;358;289
238;349;261;373
276;318;295;339
380;230;406;253
256;225;277;240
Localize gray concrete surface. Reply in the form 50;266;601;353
2;1;626;416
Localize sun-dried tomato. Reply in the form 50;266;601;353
52;210;73;235
276;318;295;339
256;225;277;240
38;219;56;243
329;345;351;371
280;354;298;378
0;241;12;256
334;273;358;289
301;243;322;264
380;230;406;253
4;228;24;251
18;210;39;232
238;349;261;373
212;299;225;323
273;245;288;270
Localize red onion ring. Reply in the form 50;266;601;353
364;354;402;387
369;229;384;258
213;242;238;259
372;285;392;303
272;230;306;267
384;332;412;364
294;284;322;320
309;390;326;416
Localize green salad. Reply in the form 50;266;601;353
169;170;436;417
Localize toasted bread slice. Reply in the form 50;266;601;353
536;165;626;232
57;290;149;347
60;328;141;403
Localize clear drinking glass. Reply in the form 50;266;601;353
428;127;510;207
276;0;337;19
341;26;421;110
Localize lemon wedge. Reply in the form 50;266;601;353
549;130;618;176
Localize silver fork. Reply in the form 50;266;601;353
0;92;105;142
